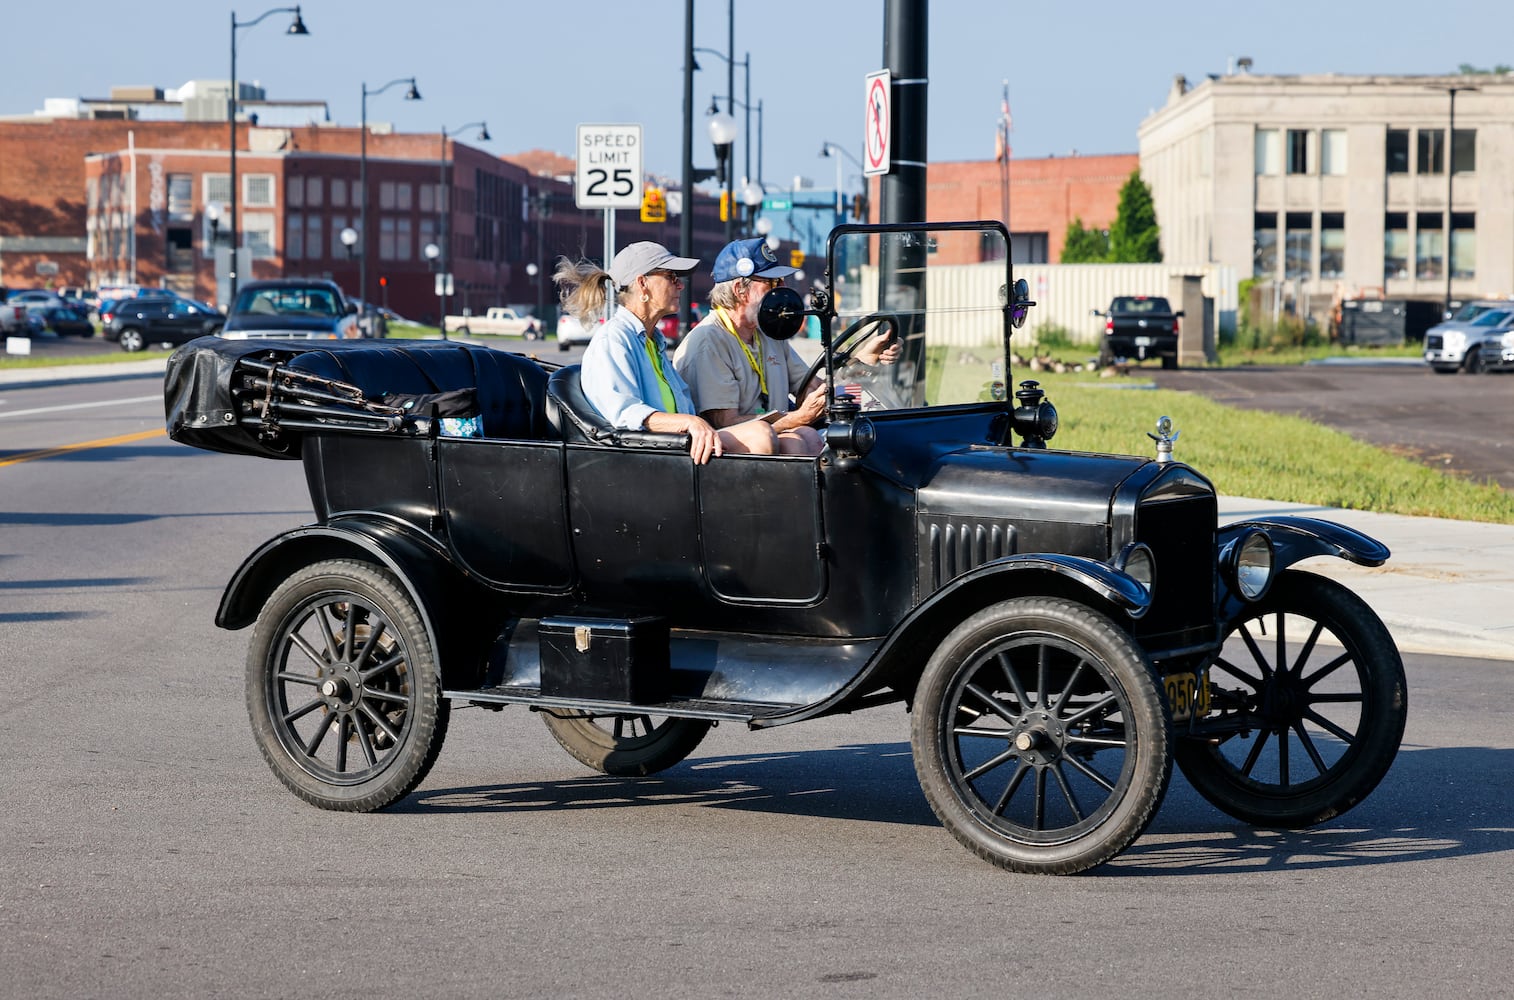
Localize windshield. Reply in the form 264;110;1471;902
823;225;1013;413
233;286;343;318
1452;303;1494;322
1470;309;1511;327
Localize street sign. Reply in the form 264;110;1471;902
434;272;454;296
35;261;59;276
762;197;791;212
575;123;643;210
789;250;805;269
640;186;666;223
864;70;891;176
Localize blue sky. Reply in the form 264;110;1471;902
7;0;1505;193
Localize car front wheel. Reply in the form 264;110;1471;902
912;597;1170;874
245;559;449;811
118;328;146;352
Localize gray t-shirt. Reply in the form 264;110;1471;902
673;314;811;417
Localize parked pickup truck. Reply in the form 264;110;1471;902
446;306;541;339
1093;295;1183;369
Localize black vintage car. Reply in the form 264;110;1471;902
165;222;1406;874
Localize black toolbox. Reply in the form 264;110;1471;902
538;616;669;703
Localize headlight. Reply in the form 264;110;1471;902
1116;542;1155;594
1226;530;1274;601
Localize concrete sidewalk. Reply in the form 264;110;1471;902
4;358;1507;661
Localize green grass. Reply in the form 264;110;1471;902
0;346;175;368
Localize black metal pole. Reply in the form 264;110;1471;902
439;129;449;340
1445;89;1457;317
880;0;928;403
724;0;735;241
680;0;695;330
359;85;369;333
228;11;238;304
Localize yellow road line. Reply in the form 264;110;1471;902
0;428;167;468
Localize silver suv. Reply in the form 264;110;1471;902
1424;303;1514;373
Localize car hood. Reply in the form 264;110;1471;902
916;446;1149;524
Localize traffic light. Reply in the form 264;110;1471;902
851;193;869;221
719;190;731;223
378;276;387;288
640;186;666;224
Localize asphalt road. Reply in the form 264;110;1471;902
2;375;1513;997
1150;360;1514;491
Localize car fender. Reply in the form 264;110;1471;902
217;517;502;687
1216;515;1389;617
753;553;1150;728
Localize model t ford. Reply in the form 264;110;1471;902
166;222;1406;874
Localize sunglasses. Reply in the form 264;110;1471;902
647;270;684;283
748;276;785;289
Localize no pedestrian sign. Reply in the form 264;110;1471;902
864;70;891;176
575;123;643;210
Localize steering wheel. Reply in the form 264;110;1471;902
800;312;903;403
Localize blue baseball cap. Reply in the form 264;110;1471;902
711;238;796;283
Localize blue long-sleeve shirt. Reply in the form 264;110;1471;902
579;305;695;429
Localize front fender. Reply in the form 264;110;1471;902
753;553;1149;728
1217;515;1389;618
217;516;501;688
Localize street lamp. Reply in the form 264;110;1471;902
694;47;755;186
707;103;738;239
1430;83;1478;317
436;121;489;342
820;142;864;223
741;180;764;234
228;5;308;303
340;226;358;259
359;75;421;334
423;241;442;333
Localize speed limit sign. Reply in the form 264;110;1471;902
575;123;643;210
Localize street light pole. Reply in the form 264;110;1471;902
228;5;307;305
820;142;864;225
359;76;421;335
1431;83;1477;316
436;121;488;341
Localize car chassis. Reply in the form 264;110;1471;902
166;221;1406;874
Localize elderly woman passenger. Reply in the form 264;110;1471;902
554;241;777;464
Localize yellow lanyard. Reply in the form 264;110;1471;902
641;334;679;413
714;306;768;408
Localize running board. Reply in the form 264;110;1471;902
443;685;799;723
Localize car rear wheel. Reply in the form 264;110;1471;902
542;710;712;776
1176;571;1406;828
912;597;1170;874
118;328;145;352
1161;353;1178;370
245;559;449;811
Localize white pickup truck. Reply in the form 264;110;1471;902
445;307;541;338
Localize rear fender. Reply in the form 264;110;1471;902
755;554;1149;727
1217;515;1389;617
217;518;500;687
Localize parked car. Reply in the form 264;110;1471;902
41;304;95;337
446;306;541;339
220;279;359;341
1423;307;1514;373
1093;295;1183;369
107;298;225;352
163;220;1406;876
656;314;683;349
8;289;66;317
556;312;603;350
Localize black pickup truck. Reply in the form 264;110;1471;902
1095;295;1183;369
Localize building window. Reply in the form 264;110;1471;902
1415;212;1443;280
395;217;412;261
419;184;434;213
204;173;232;208
419;217;436;251
243;213;275;259
1452;129;1477;173
380;217;396;260
396;183;412;211
1383;213;1409;280
380;182;396;210
1451;212;1476;280
1321;130;1347;176
307;177;323;208
306;215;323;262
1386;130;1410;174
288;177;304;208
1417;129;1445;175
1320;213;1345;279
1284;212;1313;280
330;215;347;259
1009;232;1048;265
1286;130;1311;174
287;212;303;260
1253;212;1277;278
331;178;346;207
1255;129;1281;175
243;174;275;208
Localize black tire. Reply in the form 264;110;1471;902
208;324;223;337
1176;571;1406;828
1464;349;1486;374
118;328;145;352
245;559;449;811
542;710;711;776
1097;346;1113;368
1161;353;1179;370
911;598;1171;875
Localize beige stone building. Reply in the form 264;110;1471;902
1139;71;1514;316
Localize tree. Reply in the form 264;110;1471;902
1107;170;1162;263
1060;216;1109;263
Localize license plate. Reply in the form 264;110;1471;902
1134;336;1152;347
1163;671;1210;722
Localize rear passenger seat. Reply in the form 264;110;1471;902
284;343;552;440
